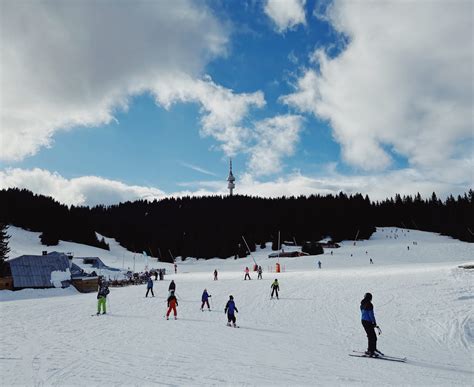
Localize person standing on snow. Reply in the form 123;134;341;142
225;295;239;327
214;269;218;281
244;267;251;280
360;292;380;356
201;289;211;311
97;281;110;315
318;261;322;269
166;291;178;320
174;263;177;274
257;266;263;279
145;275;154;297
270;279;280;299
168;280;176;295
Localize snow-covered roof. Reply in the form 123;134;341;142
8;252;71;288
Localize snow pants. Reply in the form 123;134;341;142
362;320;377;352
97;297;107;314
258;273;262;279
227;313;236;324
166;305;177;317
201;300;210;309
244;273;251;280
271;288;279;298
146;287;154;297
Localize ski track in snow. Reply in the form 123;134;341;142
1;227;473;386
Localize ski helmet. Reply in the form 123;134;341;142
364;292;372;300
229;295;234;299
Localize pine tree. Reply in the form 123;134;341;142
0;223;11;263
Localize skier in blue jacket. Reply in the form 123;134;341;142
145;276;154;297
224;295;238;327
360;292;380;356
201;289;211;311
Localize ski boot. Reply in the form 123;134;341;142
227;322;231;327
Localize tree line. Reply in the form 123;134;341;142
0;188;472;262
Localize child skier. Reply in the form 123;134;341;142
257;266;263;279
244;267;251;280
270;279;279;299
97;281;110;315
360;292;380;356
224;295;238;327
145;275;154;297
166;290;178;320
201;289;211;311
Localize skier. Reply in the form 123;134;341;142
360;292;380;356
244;267;251;280
224;295;239;327
369;258;373;264
257;266;263;280
166;290;178;320
145;275;154;297
214;269;218;281
270;279;279;299
97;281;110;315
159;269;164;280
201;289;211;311
154;270;158;281
174;263;177;274
318;261;322;269
168;280;176;295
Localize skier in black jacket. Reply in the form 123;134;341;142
97;282;110;315
360;292;380;356
168;280;176;295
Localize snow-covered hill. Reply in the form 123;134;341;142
1;226;473;385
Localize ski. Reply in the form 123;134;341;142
352;351;406;361
350;352;406;362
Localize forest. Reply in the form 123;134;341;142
1;188;472;262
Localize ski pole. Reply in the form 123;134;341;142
376;325;382;335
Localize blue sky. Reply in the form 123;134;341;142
0;0;472;205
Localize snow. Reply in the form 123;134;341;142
1;226;473;386
50;268;71;288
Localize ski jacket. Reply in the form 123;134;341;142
360;299;376;324
271;281;279;290
147;278;153;289
202;291;210;302
97;286;110;299
225;300;238;315
258;267;262;274
167;295;178;308
245;268;249;274
168;281;176;291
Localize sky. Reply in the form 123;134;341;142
0;0;472;206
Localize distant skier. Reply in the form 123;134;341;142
224;295;239;327
96;281;110;315
166;291;178;320
369;258;373;264
201;289;211;311
159;269;164;280
214;269;218;281
154;271;158;281
330;251;333;256
168;280;176;295
407;245;410;250
318;261;322;269
174;263;177;274
257;266;263;279
360;292;380;356
270;279;279;299
145;276;154;297
244;267;251;280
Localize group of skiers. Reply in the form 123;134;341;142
97;270;381;355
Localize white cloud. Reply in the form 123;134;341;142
0;168;165;206
282;0;473;171
0;0;229;161
248;115;304;175
264;0;306;33
2;162;471;207
151;75;265;155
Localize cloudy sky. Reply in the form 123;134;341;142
0;0;472;206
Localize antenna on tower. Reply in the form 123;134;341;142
227;158;236;196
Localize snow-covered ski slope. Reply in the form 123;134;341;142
1;226;473;386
